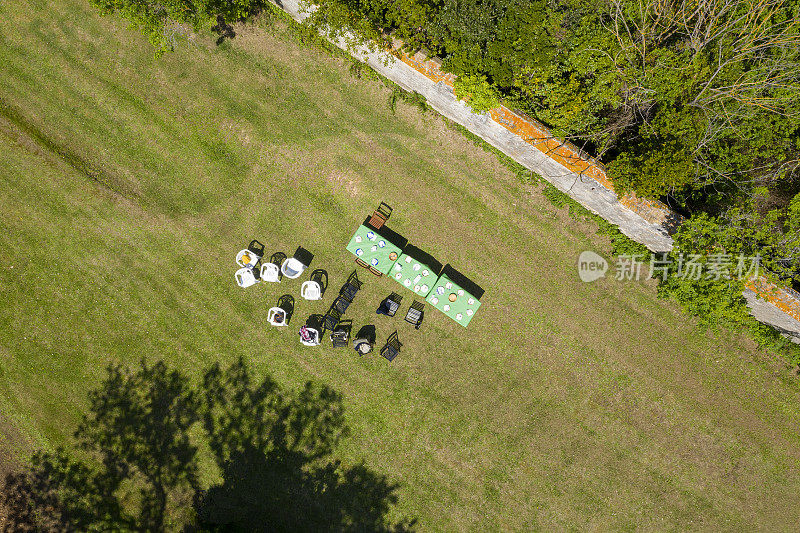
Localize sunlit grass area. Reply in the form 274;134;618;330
2;1;800;529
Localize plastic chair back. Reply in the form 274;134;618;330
236;267;259;288
281;258;307;279
301;281;322;300
260;263;280;283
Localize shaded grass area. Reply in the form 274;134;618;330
2;0;800;529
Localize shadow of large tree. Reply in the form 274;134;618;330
1;359;414;532
196;359;413;532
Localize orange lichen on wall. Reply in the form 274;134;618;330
489;106;611;187
745;279;800;323
388;44;676;222
619;194;680;226
393;50;455;87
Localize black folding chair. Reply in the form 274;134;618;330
405;300;425;330
377;292;402;317
381;331;403;362
322;307;341;332
332;295;351;315
340;270;363;302
330;319;352;348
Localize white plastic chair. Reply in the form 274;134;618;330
301;281;322;300
236;249;260;268
267;306;289;326
299;327;321;346
235;267;259;288
281;257;307;279
260;263;280;283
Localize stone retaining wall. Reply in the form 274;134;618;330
275;0;800;345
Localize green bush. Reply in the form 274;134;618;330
453;75;501;113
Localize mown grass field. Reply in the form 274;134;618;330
3;0;800;529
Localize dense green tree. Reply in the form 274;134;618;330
90;0;265;54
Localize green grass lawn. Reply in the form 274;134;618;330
3;1;800;529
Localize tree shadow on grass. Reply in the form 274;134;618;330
197;359;415;532
197;446;410;532
212;14;237;46
1;359;199;531
1;358;414;532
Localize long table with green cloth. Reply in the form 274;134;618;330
426;271;481;327
345;224;403;274
391;251;437;297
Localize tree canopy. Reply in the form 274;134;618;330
90;0;266;53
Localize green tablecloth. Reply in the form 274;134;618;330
426;272;481;327
390;252;437;297
345;225;403;274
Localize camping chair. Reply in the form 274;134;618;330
301;281;322;300
331;295;351;315
383;292;402;317
405;300;425;330
381;331;403;362
330;319;352;348
322;307;341;332
267;295;294;326
235;267;260;288
299;324;321;346
367;202;392;230
340;270;363;302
